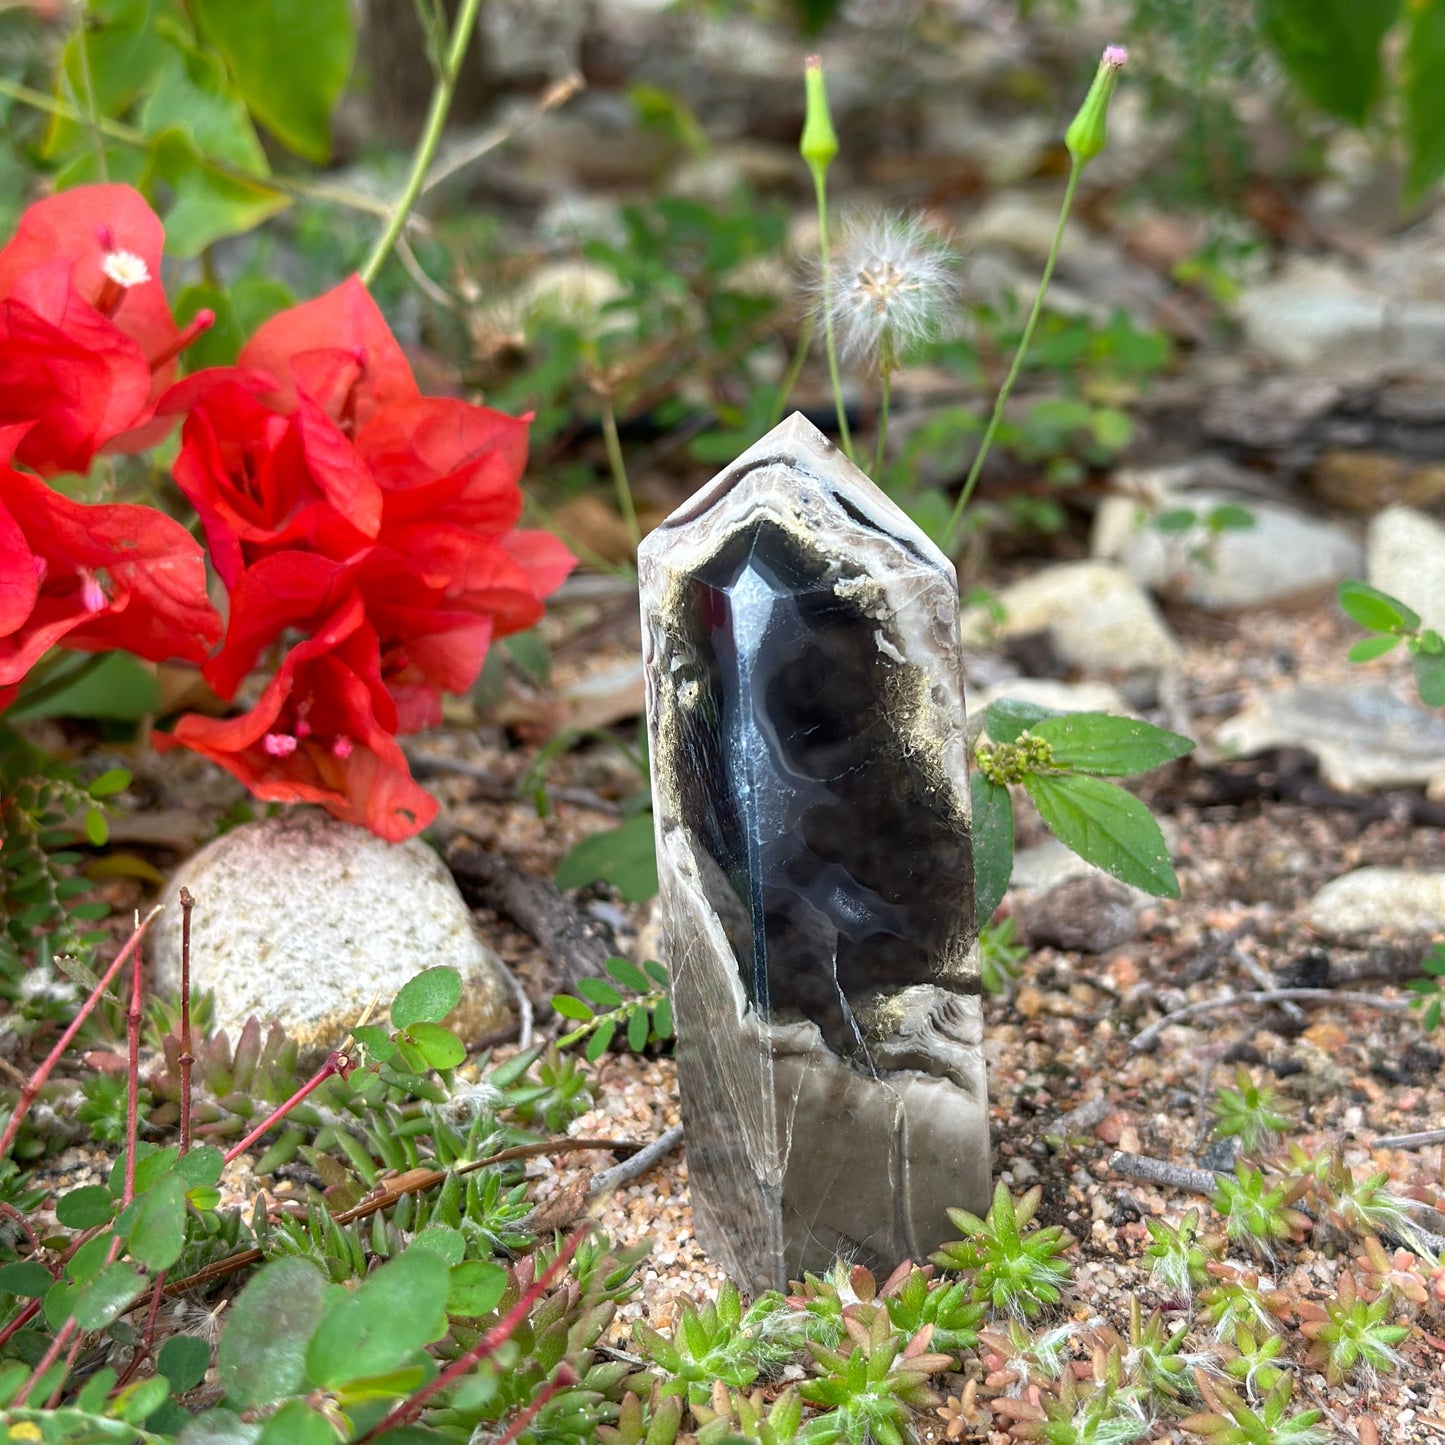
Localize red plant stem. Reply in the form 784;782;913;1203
47;1329;86;1408
222;1049;349;1165
124;917;144;1206
13;1317;76;1406
0;1201;46;1263
353;1226;591;1444
0;907;161;1162
0;1298;41;1351
492;1364;578;1445
114;1269;168;1391
178;887;194;1156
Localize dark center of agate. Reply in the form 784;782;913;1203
668;516;974;1066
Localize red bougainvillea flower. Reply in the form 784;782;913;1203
154;594;437;842
0;184;211;475
168;373;380;588
0;428;221;686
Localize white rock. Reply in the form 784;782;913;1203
1368;505;1445;631
1093;487;1362;610
1308;868;1445;937
1235;258;1390;373
972;677;1133;723
1214;684;1445;793
961;561;1181;675
152;813;514;1055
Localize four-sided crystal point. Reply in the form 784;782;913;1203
639;413;990;1295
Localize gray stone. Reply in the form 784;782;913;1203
639;413;988;1295
1307;868;1445;937
1022;875;1141;954
1093;476;1363;610
1234;258;1390;373
1215;684;1445;793
961;561;1180;676
152;813;514;1055
1368;505;1445;631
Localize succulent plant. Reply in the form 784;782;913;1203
932;1182;1075;1319
1298;1269;1411;1385
1210;1068;1292;1154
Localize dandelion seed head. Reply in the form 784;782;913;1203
820;212;958;371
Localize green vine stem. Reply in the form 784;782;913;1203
359;0;485;286
942;158;1081;553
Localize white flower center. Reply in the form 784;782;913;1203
101;250;151;289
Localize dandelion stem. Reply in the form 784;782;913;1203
599;392;642;553
944;159;1082;553
769;311;816;429
872;366;892;481
813;170;854;464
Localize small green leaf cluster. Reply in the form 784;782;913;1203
1180;1373;1328;1445
1298;1270;1411;1386
1210;1069;1292;1155
1143;1207;1217;1306
970;701;1194;928
0;751;130;982
1151;502;1256;577
1406;941;1445;1033
978;915;1028;996
931;1182;1076;1320
553;958;673;1062
1339;579;1445;708
1212;1164;1310;1259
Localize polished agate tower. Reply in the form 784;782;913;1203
639;413;989;1295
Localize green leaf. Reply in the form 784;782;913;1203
256;1400;337;1445
628;1003;651;1052
1152;507;1198;534
1348;634;1403;662
1413;647;1445;707
191;0;356;161
218;1257;329;1409
577;976;624;1010
447;1259;508;1317
653;995;673;1039
177;1407;262;1444
404;1021;466;1071
1031;713;1194;777
150;132;289;257
1206;503;1256;532
643;959;669;987
555;812;659;903
89;768;132;799
174;1146;226;1190
981;698;1062;745
119;1172;188;1270
551;994;595;1022
74;1262;144;1329
606;957;651;992
1024;773;1180;898
352;1023;396;1061
391;966;463;1028
138;41;270;172
7;652;159;722
159;1334;212;1392
586;1018;617;1062
1404;0;1445;202
970;774;1014;928
1258;0;1401;125
84;806;108;846
58;1184;115;1230
0;1261;55;1297
306;1247;450;1388
1338;579;1419;634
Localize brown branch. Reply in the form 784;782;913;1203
1373;1128;1445;1151
1130;988;1412;1053
162;1135;647;1297
1107;1151;1222;1194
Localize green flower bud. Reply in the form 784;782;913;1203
1065;44;1127;168
801;54;839;179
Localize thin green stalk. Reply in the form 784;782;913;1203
768;310;815;428
599;392;642;553
813;169;853;464
360;0;484;286
72;12;108;182
872;365;892;481
943;158;1082;553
